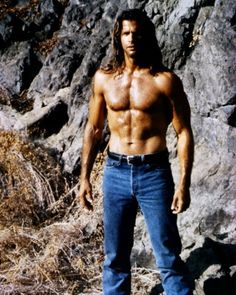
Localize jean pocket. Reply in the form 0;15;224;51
105;157;121;168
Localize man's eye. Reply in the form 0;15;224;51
135;33;142;39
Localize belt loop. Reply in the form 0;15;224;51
119;154;123;164
141;154;145;162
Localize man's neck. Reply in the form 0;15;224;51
124;53;151;74
124;56;138;72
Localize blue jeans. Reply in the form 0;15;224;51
102;150;193;295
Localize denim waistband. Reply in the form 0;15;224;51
107;149;169;166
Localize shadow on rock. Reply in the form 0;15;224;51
203;273;236;295
149;237;236;294
149;283;164;295
186;237;236;295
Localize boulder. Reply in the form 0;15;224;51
0;0;235;292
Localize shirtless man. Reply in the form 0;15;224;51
78;9;194;295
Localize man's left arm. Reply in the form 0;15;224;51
167;73;194;214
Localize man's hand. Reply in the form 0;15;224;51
171;188;190;214
77;179;93;211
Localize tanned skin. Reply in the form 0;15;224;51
78;20;194;214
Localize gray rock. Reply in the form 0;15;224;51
0;14;24;47
0;0;65;49
0;104;21;130
0;41;42;97
0;0;235;292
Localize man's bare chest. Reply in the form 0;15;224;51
104;75;165;112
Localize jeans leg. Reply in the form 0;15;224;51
102;163;138;295
137;166;194;295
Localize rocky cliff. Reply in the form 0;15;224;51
0;0;236;294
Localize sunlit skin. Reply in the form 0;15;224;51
78;20;194;214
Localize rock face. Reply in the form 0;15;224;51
0;0;235;293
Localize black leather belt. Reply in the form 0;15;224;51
107;149;169;165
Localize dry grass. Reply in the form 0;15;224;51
0;130;67;226
10;89;34;114
33;34;59;57
0;131;162;294
0;0;68;56
0;0;69;21
0;0;40;20
0;131;104;294
0;85;11;106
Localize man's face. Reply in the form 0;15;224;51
120;20;144;58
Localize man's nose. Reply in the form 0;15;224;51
128;33;135;43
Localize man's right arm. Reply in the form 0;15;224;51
78;70;106;210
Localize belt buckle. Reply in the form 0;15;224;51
127;155;135;165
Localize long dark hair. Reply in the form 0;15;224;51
102;9;165;75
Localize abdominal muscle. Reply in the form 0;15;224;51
107;109;168;155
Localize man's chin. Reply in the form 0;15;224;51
128;51;138;58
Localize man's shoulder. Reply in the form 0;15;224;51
155;70;183;93
94;69;113;83
92;69;109;94
93;69;116;96
155;70;178;82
